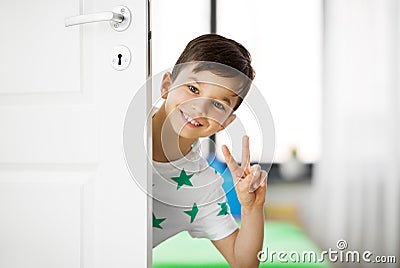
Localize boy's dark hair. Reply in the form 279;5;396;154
171;34;255;111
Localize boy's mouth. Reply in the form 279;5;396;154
180;110;203;127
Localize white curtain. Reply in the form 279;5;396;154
310;0;400;267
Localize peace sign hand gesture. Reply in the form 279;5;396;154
221;135;268;209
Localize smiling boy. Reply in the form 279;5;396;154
151;34;268;268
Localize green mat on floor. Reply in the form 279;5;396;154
153;221;330;268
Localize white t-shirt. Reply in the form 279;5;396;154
152;140;238;248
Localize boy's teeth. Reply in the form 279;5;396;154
183;112;201;126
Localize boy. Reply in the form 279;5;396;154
152;34;268;268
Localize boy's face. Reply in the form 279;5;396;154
160;66;241;140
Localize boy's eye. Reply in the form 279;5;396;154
187;85;199;94
212;100;225;110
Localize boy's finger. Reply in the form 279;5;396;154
254;172;268;202
236;164;258;191
260;170;267;186
221;145;241;175
249;168;267;193
258;171;268;189
241;135;251;173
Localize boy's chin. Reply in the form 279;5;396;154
175;127;206;139
176;130;202;140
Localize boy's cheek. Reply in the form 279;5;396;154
166;89;189;104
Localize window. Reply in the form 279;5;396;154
216;0;322;163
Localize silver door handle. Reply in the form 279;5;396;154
65;12;123;26
65;6;132;32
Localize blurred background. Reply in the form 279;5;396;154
151;0;399;267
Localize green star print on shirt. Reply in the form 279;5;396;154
153;213;166;229
171;168;194;190
217;202;229;216
184;203;199;223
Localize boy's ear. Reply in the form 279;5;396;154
219;113;236;130
161;72;172;99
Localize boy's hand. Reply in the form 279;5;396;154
221;135;267;209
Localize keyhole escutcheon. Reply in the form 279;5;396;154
110;45;131;71
118;54;122;65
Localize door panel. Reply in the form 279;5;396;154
0;0;80;94
0;109;98;163
0;0;149;267
0;180;84;267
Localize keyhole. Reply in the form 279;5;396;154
118;54;122;65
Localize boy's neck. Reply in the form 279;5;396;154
152;103;197;162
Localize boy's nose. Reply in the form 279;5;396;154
190;98;210;116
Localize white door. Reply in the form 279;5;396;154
0;0;150;267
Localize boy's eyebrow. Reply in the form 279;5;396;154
187;76;200;85
222;97;232;105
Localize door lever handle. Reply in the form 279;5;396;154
65;6;131;32
65;12;123;26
